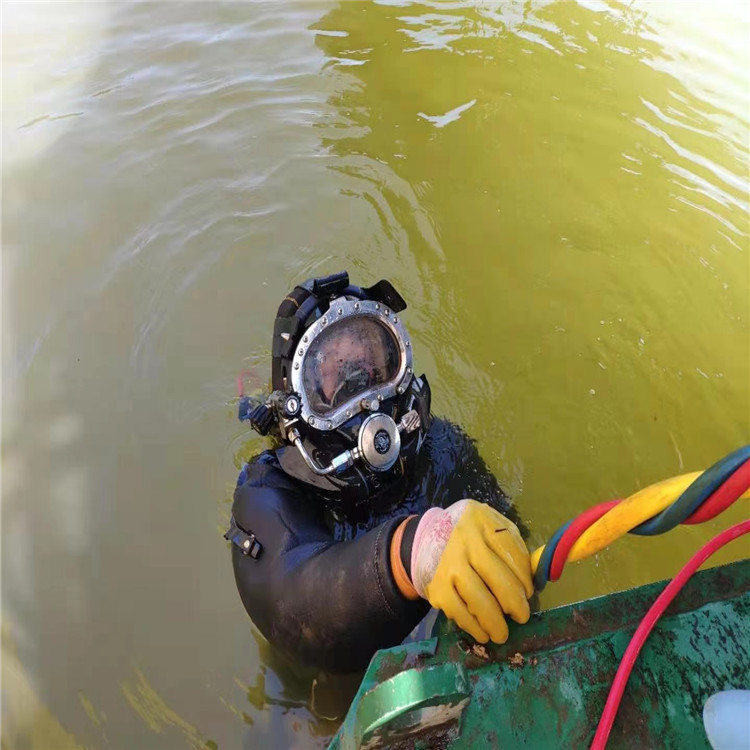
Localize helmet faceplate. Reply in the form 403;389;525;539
290;296;413;431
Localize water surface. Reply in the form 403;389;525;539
2;1;748;747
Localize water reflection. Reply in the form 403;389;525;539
120;669;213;749
311;1;748;509
4;1;346;747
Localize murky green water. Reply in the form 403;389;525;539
2;1;748;747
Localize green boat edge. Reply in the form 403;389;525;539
330;558;750;749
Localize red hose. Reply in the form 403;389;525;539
549;500;620;581
589;519;750;749
683;459;750;524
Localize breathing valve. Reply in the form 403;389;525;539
289;410;421;476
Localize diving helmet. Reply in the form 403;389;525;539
241;271;431;496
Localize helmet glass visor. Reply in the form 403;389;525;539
302;316;401;415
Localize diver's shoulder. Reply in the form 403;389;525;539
232;450;308;530
425;416;500;485
236;450;295;489
418;415;513;515
425;416;477;451
233;450;305;511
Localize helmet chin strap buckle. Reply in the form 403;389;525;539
288;410;421;477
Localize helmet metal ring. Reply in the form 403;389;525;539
289;296;413;431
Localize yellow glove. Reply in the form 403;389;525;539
408;499;533;643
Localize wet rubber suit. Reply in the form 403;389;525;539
230;417;522;673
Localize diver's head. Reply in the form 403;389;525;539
243;270;431;489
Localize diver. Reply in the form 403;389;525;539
225;271;533;673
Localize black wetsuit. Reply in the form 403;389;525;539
229;418;519;673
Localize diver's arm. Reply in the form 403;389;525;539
230;455;428;673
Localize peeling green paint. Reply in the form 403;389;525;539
331;560;749;749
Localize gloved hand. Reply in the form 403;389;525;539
392;499;533;643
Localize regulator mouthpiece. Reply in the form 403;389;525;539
289;410;421;476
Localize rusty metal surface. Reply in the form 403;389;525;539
330;560;750;749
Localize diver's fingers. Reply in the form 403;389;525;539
482;510;529;556
470;546;531;625
432;585;490;643
454;567;509;643
481;523;534;598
